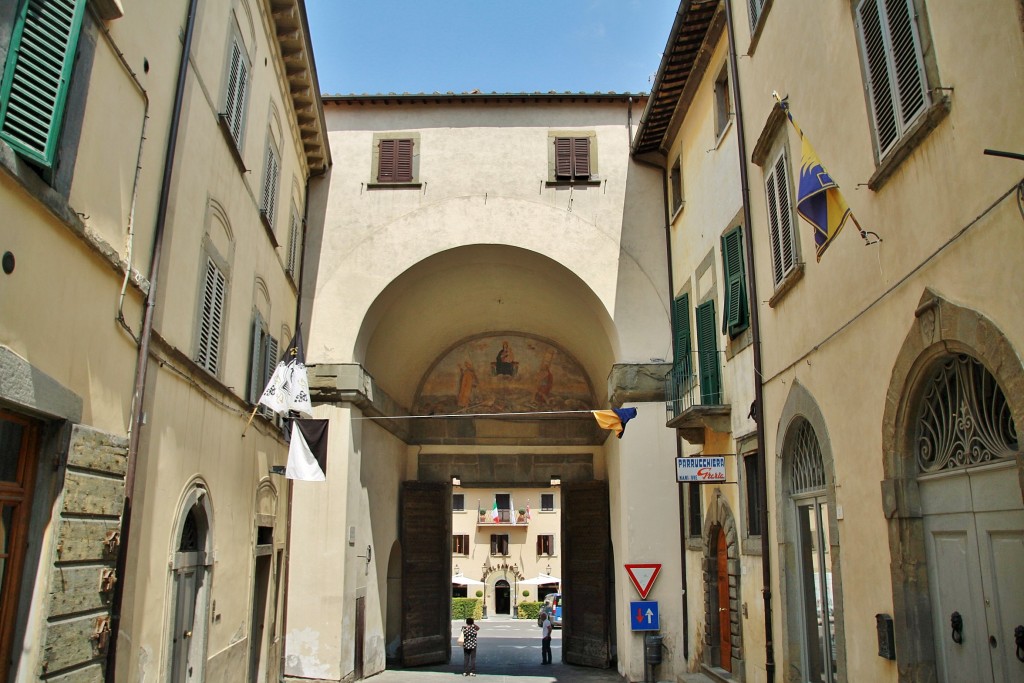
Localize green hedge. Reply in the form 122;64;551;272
452;597;483;620
517;601;543;620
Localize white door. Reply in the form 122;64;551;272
921;463;1024;683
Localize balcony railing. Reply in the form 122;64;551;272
477;509;529;527
666;351;724;420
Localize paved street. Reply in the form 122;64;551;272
367;616;629;682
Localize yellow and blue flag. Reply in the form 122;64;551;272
592;408;638;439
778;97;859;261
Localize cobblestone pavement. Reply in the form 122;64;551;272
366;616;630;683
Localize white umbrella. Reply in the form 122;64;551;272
518;573;560;585
452;575;486;586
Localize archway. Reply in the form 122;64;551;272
701;492;741;674
881;290;1024;682
494;580;511;615
168;485;213;683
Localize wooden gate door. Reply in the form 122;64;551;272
400;481;451;666
562;480;612;668
716;528;732;671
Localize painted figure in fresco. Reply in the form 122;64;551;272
457;361;478;409
494;341;517;376
533;360;553;405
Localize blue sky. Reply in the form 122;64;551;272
304;1;679;96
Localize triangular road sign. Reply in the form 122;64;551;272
624;563;661;599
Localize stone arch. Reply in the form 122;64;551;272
774;381;847;683
880;288;1024;681
701;492;742;673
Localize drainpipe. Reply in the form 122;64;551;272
107;0;201;678
723;0;775;680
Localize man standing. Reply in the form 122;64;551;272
540;611;553;664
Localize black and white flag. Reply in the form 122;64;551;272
286;418;329;481
259;328;313;418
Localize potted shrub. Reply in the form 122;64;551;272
517;507;526;522
478;508;487;521
522;589;530;598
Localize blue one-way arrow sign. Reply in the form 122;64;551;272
629;601;659;631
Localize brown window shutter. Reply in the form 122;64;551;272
395;138;413;182
572;137;590;178
536;536;542;555
555;137;572;178
378;139;396;181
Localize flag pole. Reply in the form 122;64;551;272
242;404;260;438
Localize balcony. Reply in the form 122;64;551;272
665;354;730;444
476;509;530;527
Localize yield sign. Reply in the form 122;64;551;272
624;563;661;599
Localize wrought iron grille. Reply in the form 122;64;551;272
665;350;723;418
790;419;826;495
915;354;1018;473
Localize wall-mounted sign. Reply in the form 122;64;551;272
624;564;661;599
629;601;660;631
675;456;727;483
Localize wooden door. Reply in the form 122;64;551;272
716;528;731;671
562;481;612;668
248;554;271;682
171;566;200;683
400;481;451;666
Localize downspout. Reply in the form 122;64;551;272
723;0;775;680
107;0;201;678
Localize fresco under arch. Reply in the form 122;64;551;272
413;335;595;415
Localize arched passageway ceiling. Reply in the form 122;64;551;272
359;245;617;408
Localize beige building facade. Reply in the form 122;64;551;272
637;1;1024;682
0;0;327;681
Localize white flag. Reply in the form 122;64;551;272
258;330;313;417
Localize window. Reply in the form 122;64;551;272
695;300;722;405
195;257;227;375
286;204;301;280
670;157;683;215
536;534;555;556
247;311;278;407
855;0;929;159
260;142;280;229
743;451;762;536
548;131;597;182
720;226;748;337
714;64;731;139
377;138;413;182
748;0;766;32
764;147;798;285
0;412;39;681
453;534;469;555
222;36;249;148
0;0;87;168
540;493;554;511
490;534;509;556
687;482;702;537
452;494;465;511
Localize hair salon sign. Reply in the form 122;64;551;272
675;456;727;483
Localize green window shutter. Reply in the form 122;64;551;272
695;300;722;404
196;258;226;375
672;293;692;379
248;312;266;403
721;226;749;337
0;0;87;168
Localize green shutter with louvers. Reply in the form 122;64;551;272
672;293;692;379
248;312;265;404
0;0;87;168
720;226;749;337
695;300;722;404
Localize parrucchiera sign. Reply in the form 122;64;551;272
675;456;727;482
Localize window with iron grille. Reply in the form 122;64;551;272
536;534;555;556
490;534;509;556
222;36;249;149
855;0;930;160
260;142;280;229
453;534;469;555
195;257;227;376
452;494;465;511
540;493;555;511
687;482;702;537
764;147;798;286
720;226;748;337
0;0;87;169
743;451;762;537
